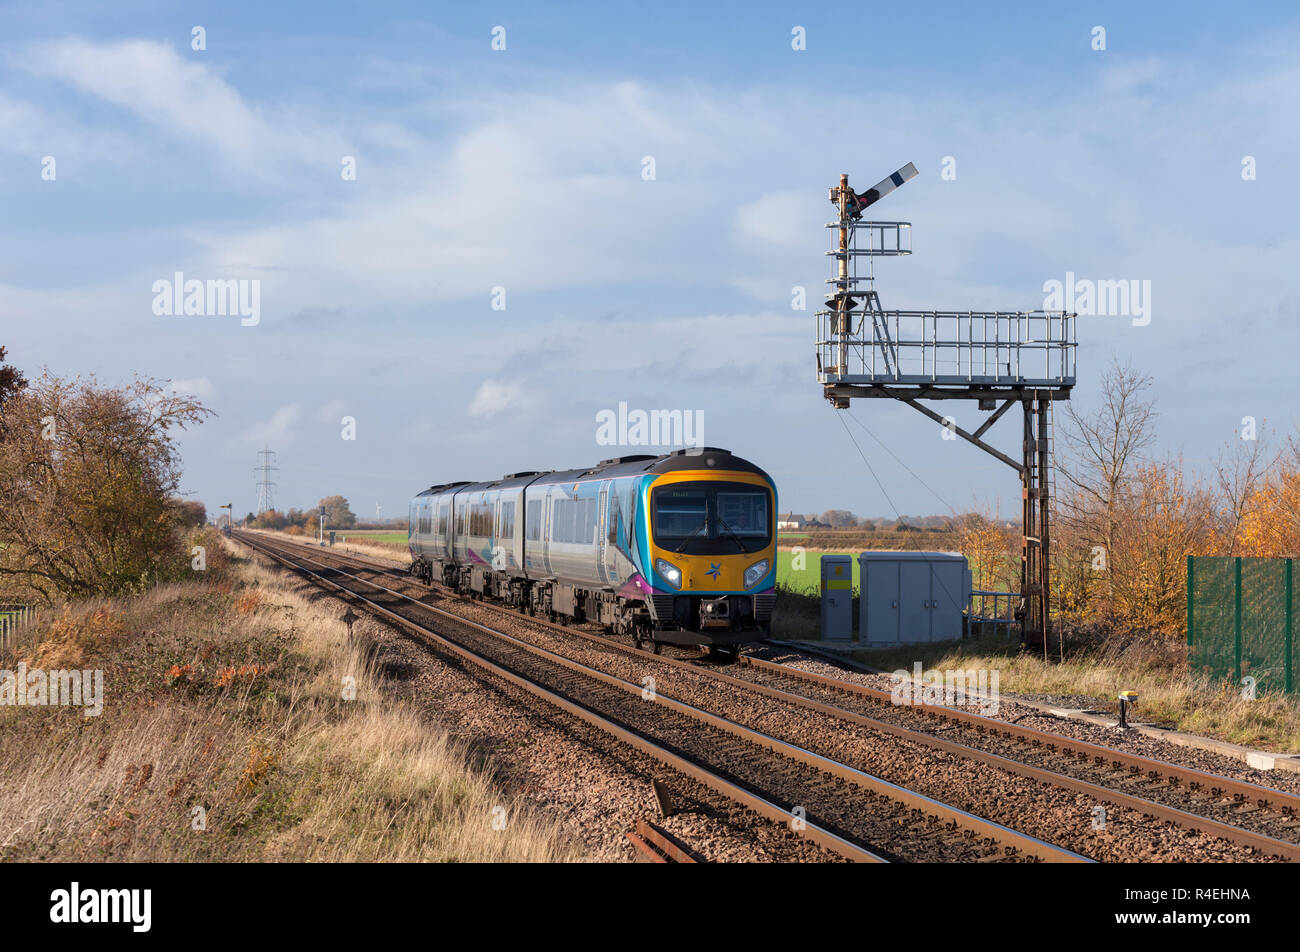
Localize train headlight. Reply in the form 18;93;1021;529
655;559;682;589
743;559;769;588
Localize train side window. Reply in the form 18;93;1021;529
526;500;541;541
607;496;619;544
555;498;575;544
499;501;515;538
472;502;492;537
554;498;569;544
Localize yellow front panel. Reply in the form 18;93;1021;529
648;470;775;592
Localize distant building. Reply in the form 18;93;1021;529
777;512;807;530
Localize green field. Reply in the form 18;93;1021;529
777;550;859;595
338;530;406;544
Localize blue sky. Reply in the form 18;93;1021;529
2;1;1298;522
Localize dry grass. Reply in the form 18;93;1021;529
775;577;1300;752
770;586;825;640
0;544;579;862
854;631;1300;754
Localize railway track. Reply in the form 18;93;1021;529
280;535;1300;861
733;654;1300;859
235;531;1088;863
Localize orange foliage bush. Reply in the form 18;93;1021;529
233;590;262;615
215;664;265;689
1236;467;1300;558
166;663;194;684
29;604;127;668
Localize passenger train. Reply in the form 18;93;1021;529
407;448;777;651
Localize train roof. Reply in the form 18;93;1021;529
412;449;770;501
537;447;771;482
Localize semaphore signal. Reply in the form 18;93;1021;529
815;164;1078;658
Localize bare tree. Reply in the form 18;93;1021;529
1214;431;1271;556
1055;356;1158;613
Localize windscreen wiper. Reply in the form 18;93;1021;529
713;514;749;553
672;520;709;554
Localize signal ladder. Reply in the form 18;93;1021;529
1021;392;1057;656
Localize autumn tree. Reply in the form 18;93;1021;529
820;509;858;528
251;509;288;530
1213;432;1271;555
0;373;211;601
284;507;313;528
0;347;27;435
1105;459;1216;632
172;498;207;528
318;495;357;528
1235;432;1300;557
956;512;1018;593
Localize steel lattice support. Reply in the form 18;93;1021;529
1019;392;1054;657
815;168;1074;657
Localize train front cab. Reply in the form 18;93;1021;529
643;466;776;648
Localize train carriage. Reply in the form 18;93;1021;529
408;448;776;650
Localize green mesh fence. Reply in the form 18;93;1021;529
1187;557;1295;695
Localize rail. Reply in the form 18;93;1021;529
236;531;1088;863
235;532;883;862
246;534;1300;862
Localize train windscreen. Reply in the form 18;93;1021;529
651;481;771;555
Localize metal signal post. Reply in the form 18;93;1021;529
815;165;1077;656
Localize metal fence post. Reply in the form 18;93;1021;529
1286;558;1294;695
1186;555;1194;647
1234;556;1243;685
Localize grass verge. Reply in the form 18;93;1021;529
799;626;1300;755
0;534;578;862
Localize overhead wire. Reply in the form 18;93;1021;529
845;407;958;517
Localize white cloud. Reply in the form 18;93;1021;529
19;38;344;171
467;379;529;419
166;377;215;400
234;403;303;449
316;399;347;425
734;190;815;247
4;31;1300;521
